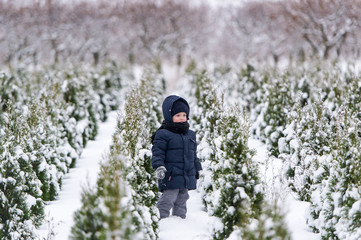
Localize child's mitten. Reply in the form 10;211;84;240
155;166;167;180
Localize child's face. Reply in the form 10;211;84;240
172;112;187;123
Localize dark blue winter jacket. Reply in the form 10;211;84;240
151;96;202;192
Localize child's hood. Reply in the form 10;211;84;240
162;95;190;122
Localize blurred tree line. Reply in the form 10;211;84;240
0;0;360;67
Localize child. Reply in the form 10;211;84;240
151;95;202;219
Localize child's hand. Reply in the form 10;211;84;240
155;166;167;180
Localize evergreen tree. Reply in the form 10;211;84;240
0;72;22;114
188;71;225;209
252;75;294;156
70;184;106;240
23;98;67;201
211;106;263;240
71;152;132;240
279;98;335;202
192;70;219;141
306;107;361;239
240;199;291;240
0;135;40;239
112;69;163;240
235;64;264;114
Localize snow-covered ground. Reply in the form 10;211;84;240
35;110;320;240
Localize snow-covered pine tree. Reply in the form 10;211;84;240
71;183;106;240
332;115;361;240
0;116;42;239
208;65;244;108
305;107;361;240
187;71;225;210
210;105;264;240
234;64;264;114
71;151;133;240
112;68;163;240
239;199;291;240
88;62;124;121
278;97;337;202
60;72;98;150
21;98;67;202
0;153;38;240
0;72;23;114
192;70;219;141
252;75;294;157
189;71;257;239
344;73;361;115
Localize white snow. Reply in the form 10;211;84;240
158;190;217;240
35;110;320;240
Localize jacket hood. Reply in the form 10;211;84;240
162;95;190;122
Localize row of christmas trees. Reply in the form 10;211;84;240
182;69;291;239
276;69;361;239
0;63;128;239
190;61;361;240
70;67;165;239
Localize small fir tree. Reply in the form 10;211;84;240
241;199;291;240
71;152;133;240
279;99;335;202
70;184;106;240
253;76;294;156
0;137;40;239
188;71;225;209
112;69;163;240
210;106;263;240
306;107;361;239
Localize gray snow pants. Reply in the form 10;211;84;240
156;189;189;219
